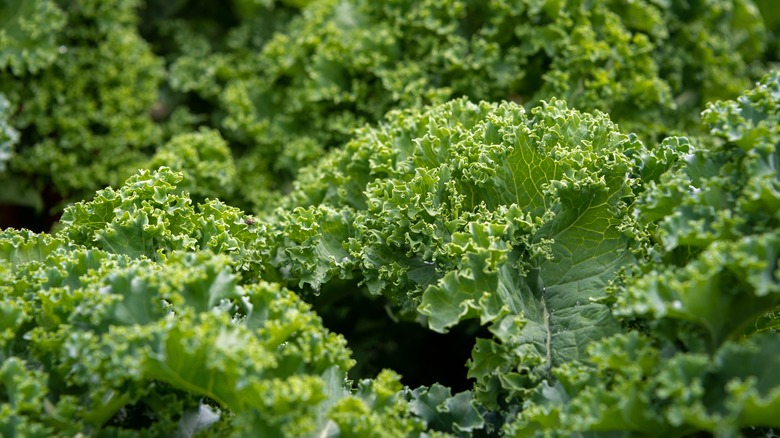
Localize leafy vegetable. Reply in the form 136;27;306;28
0;0;66;75
1;167;484;435
202;0;773;209
272;96;645;433
0;0;171;215
268;74;780;435
2;1;780;436
507;70;780;437
0;216;399;435
60;167;266;279
2;0;778;220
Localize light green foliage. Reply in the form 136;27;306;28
0;228;352;434
164;0;774;212
619;71;780;350
148;128;238;201
60;167;267;280
0;0;168;208
2;0;780;435
138;0;308;211
273;83;780;435
502;71;780;436
0;0;66;75
507;332;780;436
327;370;428;437
277;97;650;427
284;97;642;329
0;228;439;435
1;0;777;218
2;167;476;436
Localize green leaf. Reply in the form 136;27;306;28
620;72;780;352
148;128;238;201
0;0;66;75
408;384;484;435
174;402;221;438
60;167;269;281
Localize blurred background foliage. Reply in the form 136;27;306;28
1;0;778;229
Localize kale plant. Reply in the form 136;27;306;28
1;1;780;436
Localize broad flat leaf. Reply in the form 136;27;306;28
409;384;484;434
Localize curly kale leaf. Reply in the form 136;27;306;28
1;0;168;209
618;71;780;352
158;0;774;214
147;127;238;203
60;167;268;280
508;332;780;436
274;98;655;423
0;225;441;436
510;71;780;436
